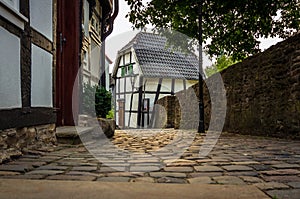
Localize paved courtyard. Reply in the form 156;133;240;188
0;129;299;199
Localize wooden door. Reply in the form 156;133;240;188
118;100;125;129
56;0;80;126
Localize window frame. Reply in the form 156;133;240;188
0;0;28;30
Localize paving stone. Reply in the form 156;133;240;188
130;166;160;172
130;177;155;183
287;182;300;188
261;161;285;165
72;166;97;172
222;165;254;171
157;177;187;184
262;175;300;183
76;163;98;167
267;189;300;199
106;172;143;177
25;170;65;175
16;158;44;162
38;157;61;163
128;159;160;164
21;155;41;159
164;159;197;166
226;171;259;177
0;171;20;176
271;163;300;169
254;182;290;190
9;161;47;168
164;167;193;172
212;176;245;185
232;161;260;165
249;164;272;171
0;174;46;179
0;164;33;173
67;171;103;177
149;172;186;178
261;169;300;176
194;166;223;172
47;175;96;181
239;176;264;183
196;159;213;163
97;177;130;182
208;162;232;166
36;165;69;171
56;162;83;166
99;167;126;173
189;172;223;178
187;177;213;184
209;158;230;162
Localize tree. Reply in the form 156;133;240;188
205;55;240;77
125;0;299;60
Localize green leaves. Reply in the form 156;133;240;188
125;0;299;59
82;83;112;118
205;55;241;77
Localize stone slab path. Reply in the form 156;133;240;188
1;129;300;199
0;179;269;199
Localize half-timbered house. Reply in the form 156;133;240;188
112;32;199;129
0;0;117;161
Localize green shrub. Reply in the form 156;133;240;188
82;83;112;118
106;109;114;119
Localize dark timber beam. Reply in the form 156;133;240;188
137;76;143;128
149;78;163;127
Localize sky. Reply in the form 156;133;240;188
106;0;282;72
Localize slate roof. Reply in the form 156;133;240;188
118;32;199;80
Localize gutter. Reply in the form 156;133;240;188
101;0;119;41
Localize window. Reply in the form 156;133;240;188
0;0;27;30
128;64;133;74
121;67;125;77
2;0;19;10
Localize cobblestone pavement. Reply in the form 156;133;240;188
0;129;300;199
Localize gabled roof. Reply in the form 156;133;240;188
117;32;199;80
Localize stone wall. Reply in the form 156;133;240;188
155;96;180;129
156;33;300;139
0;124;57;163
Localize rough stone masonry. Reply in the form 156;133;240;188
157;33;300;139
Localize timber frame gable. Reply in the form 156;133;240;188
112;32;199;129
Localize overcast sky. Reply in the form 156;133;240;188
106;0;282;72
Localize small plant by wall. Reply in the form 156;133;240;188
82;83;112;118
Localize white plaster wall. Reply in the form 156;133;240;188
30;0;53;41
124;53;130;64
105;59;110;91
31;44;53;107
0;27;21;109
83;0;89;37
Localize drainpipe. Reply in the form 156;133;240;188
101;0;119;42
100;0;119;88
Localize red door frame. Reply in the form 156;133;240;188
56;0;80;126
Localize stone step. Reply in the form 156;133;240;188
55;126;95;145
0;179;270;199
